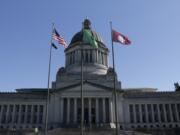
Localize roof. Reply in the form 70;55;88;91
123;91;180;99
69;30;104;46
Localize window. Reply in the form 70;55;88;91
1;105;7;124
135;104;140;123
85;50;88;63
40;105;43;113
165;104;171;122
147;104;152;123
27;115;31;124
10;105;13;112
34;105;38;113
7;105;13;123
129;104;134;123
15;105;19;112
153;104;158;122
177;104;180;120
39;115;43;124
14;114;18;123
22;105;26;112
72;51;75;64
70;52;73;64
27;105;32;123
159;104;165;122
21;115;25;123
90;50;92;63
171;104;177;122
142;104;146;123
33;115;37;124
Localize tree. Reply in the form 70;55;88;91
174;82;180;92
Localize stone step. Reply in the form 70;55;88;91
26;128;151;135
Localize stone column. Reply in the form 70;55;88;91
163;104;167;122
139;104;143;123
37;105;40;124
73;50;77;64
5;104;9;124
88;98;92;124
145;104;149;123
134;105;137;123
83;50;86;63
97;50;99;63
104;54;107;66
103;53;106;65
11;105;15;124
65;54;67;66
24;105;28;124
169;104;173;122
60;98;64;123
109;98;113;123
151;104;155;123
78;50;81;63
67;98;70;123
101;52;104;65
92;50;95;63
99;51;102;64
175;104;179;122
95;98;99;123
31;105;34;124
18;105;22;124
74;98;77;123
66;54;69;66
0;105;3;124
43;105;46;124
157;104;161;123
106;54;109;66
87;50;90;63
102;98;106;123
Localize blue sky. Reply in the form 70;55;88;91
0;0;180;91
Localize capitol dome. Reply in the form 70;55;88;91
64;19;109;75
70;30;104;46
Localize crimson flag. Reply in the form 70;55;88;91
112;29;131;45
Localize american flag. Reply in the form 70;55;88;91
52;28;68;48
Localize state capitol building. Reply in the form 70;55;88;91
0;20;180;133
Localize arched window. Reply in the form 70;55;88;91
72;52;75;64
85;50;88;63
69;53;72;65
90;50;92;63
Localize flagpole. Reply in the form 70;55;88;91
110;21;119;135
45;23;54;135
81;44;84;135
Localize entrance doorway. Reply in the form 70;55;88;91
84;108;89;124
77;108;91;124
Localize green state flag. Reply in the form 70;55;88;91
83;29;98;48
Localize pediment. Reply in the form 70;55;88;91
65;83;109;92
54;81;113;93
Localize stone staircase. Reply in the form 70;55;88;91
26;128;151;135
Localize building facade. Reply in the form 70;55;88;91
0;20;180;131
